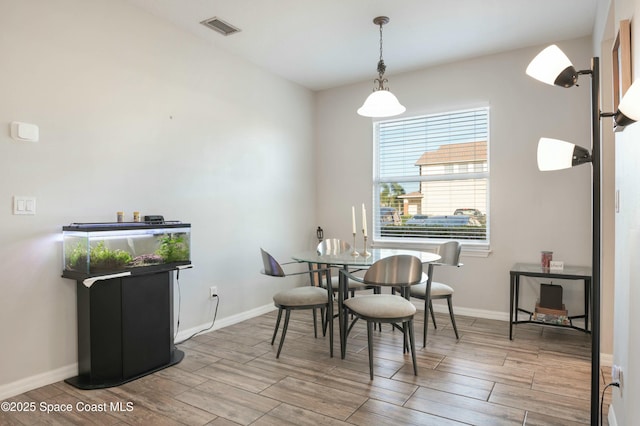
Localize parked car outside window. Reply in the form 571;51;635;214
407;214;481;227
380;207;401;225
453;208;486;224
405;215;430;225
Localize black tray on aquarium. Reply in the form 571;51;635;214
62;222;191;279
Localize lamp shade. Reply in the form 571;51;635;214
537;137;592;171
526;45;578;88
357;89;406;118
615;79;640;127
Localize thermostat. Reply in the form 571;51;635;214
10;121;39;142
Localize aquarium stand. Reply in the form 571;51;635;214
64;266;187;390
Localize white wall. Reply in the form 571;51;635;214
316;38;595;319
611;0;640;423
0;0;316;396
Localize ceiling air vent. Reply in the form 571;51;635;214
200;17;241;36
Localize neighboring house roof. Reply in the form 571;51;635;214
397;191;423;199
415;141;487;166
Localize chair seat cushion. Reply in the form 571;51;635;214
273;286;328;307
344;294;416;319
410;282;454;298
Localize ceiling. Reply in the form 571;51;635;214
125;0;598;91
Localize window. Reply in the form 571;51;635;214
373;107;489;245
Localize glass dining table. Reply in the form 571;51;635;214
292;248;441;359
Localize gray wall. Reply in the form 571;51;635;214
0;0;316;396
315;38;594;319
611;0;640;423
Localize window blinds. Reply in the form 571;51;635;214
374;107;489;243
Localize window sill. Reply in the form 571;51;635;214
372;239;492;258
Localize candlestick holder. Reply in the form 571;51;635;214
351;232;359;256
360;234;371;257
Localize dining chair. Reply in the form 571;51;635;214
315;238;369;296
314;238;383;333
410;240;462;346
340;255;422;379
260;248;334;358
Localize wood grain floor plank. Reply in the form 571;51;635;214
193;359;286;393
523;410;593;426
175;379;280;425
436;356;534;388
306;366;419;406
102;385;216;425
347;398;467;425
394;364;494;400
405;386;526;425
253;403;353;426
154;363;211;388
259;376;367;421
489;382;590;424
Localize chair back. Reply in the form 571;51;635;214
437;241;461;266
363;255;423;287
260;248;286;277
316;238;350;255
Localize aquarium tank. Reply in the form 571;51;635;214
62;222;191;277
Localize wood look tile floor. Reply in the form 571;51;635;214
1;303;611;425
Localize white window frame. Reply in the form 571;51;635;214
372;107;491;252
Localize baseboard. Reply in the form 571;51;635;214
429;301;510;322
0;363;78;401
175;303;276;342
608;403;618;426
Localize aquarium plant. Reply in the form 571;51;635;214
155;234;190;263
67;241;133;271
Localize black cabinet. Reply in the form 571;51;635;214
65;270;184;389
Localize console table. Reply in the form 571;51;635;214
509;263;592;339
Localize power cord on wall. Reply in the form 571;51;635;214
173;268;220;345
600;382;620;425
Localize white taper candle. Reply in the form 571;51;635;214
362;203;367;237
352;206;356;234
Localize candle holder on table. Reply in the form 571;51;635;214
360;233;371;257
351;232;359;256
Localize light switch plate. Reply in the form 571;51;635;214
10;122;39;142
13;196;36;215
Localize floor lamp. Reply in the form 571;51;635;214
526;44;640;426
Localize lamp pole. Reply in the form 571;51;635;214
589;56;601;426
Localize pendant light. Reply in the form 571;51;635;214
357;16;406;118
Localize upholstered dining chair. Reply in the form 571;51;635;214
260;248;334;358
410;240;462;346
340;255;423;380
314;238;382;334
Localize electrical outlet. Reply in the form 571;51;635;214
209;286;218;298
612;364;623;388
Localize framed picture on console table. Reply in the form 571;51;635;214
612;19;632;111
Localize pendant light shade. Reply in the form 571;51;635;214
537;137;592;171
526;45;578;88
357;16;405;118
357;89;406;117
